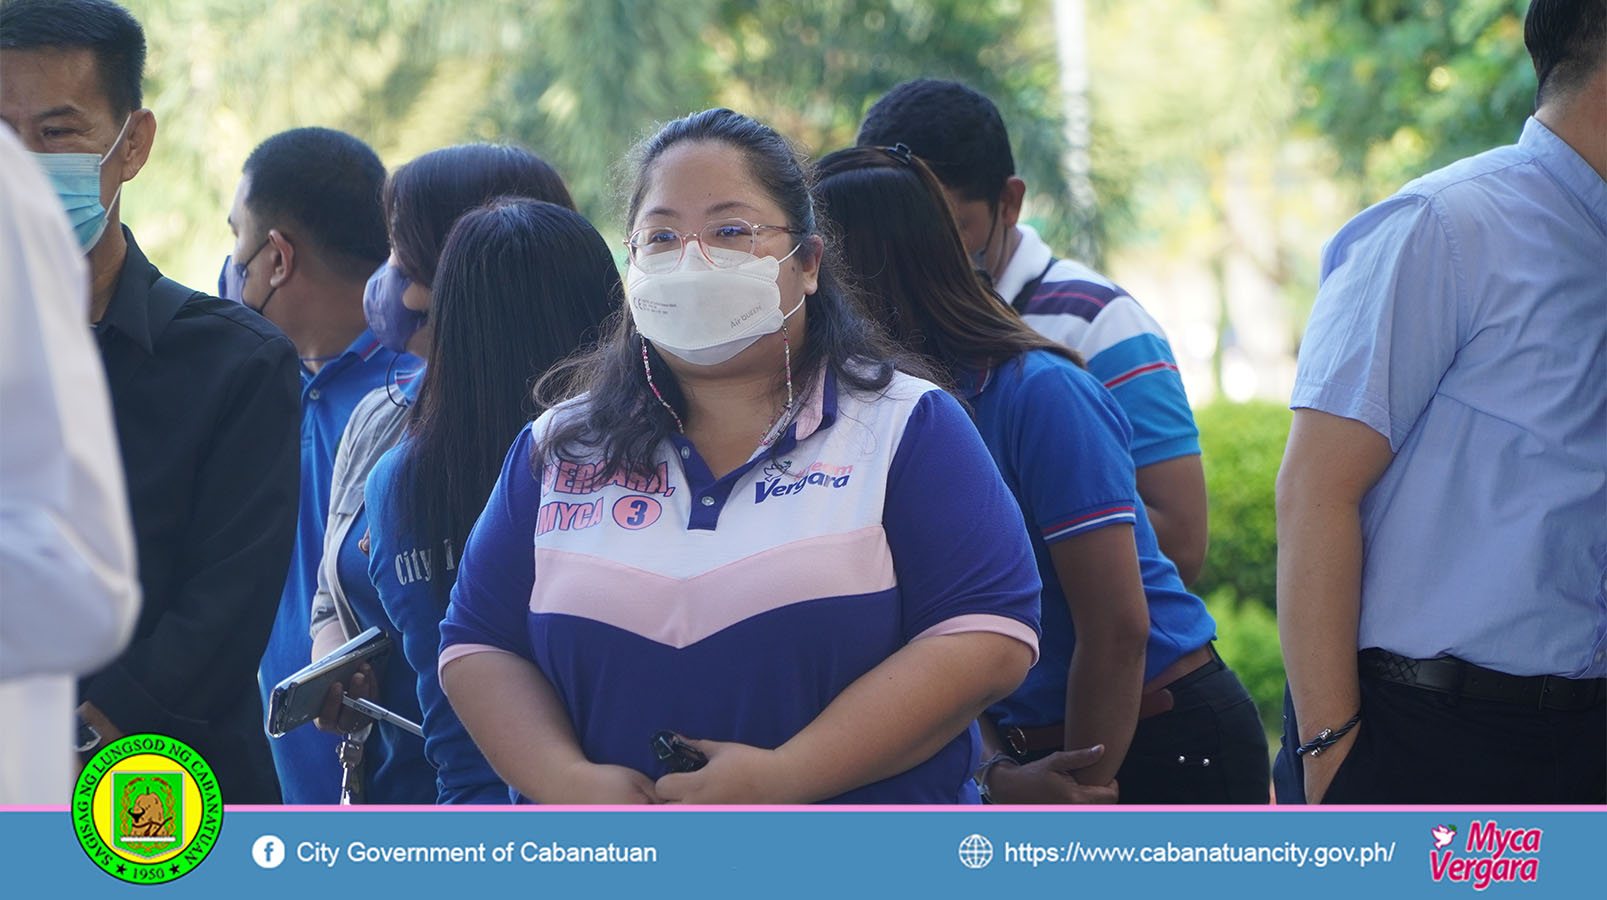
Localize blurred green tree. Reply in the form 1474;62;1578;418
1294;0;1535;201
120;0;1087;287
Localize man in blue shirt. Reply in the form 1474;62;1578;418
230;128;414;803
1275;0;1606;804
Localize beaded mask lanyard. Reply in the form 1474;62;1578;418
640;318;796;449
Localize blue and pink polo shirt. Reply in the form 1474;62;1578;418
439;368;1042;803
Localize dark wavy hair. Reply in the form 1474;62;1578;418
814;146;1080;380
397;199;620;606
536;108;915;481
383;143;575;288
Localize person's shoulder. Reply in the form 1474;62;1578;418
1321;146;1537;279
172;289;295;355
1041;257;1121;294
366;437;411;492
530;394;590;443
349;381;407;425
833;368;959;438
1396;140;1535;204
1026;257;1141;324
878;368;946;403
1003;350;1108;408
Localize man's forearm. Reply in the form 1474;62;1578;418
1276;484;1365;797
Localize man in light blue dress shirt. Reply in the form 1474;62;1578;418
1275;0;1606;804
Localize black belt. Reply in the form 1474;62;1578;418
1359;649;1605;712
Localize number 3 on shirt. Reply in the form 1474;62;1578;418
612;496;662;530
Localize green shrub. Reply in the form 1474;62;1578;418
1188;400;1292;739
1193;401;1291;612
1205;587;1285;734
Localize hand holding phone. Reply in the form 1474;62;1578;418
651;731;708;773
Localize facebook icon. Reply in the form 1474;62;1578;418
252;835;286;869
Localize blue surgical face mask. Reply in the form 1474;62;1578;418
31;115;132;251
363;262;426;353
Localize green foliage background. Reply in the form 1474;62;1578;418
119;0;1536;306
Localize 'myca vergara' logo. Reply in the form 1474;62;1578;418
73;735;223;884
1429;820;1540;890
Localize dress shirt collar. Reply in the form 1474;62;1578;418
1522;117;1607;234
97;225;175;354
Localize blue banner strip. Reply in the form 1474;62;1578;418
7;807;1602;897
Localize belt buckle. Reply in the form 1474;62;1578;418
1004;727;1028;758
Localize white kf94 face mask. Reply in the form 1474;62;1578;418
626;243;805;366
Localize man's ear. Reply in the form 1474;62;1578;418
116;108;156;183
997;176;1027;230
267;228;296;287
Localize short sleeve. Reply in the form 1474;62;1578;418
1009;358;1142;544
1292;195;1464;451
881;389;1041;660
438;426;542;664
1083;330;1200;468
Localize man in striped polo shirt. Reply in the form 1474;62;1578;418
859;80;1207;585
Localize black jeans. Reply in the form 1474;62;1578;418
1274;673;1607;804
1113;658;1270;804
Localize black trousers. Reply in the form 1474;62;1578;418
1114;658;1270;804
1274;673;1607;804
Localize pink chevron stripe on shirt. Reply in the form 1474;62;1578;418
528;525;896;648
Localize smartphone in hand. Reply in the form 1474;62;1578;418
651;731;708;773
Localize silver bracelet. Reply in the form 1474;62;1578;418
974;751;1019;803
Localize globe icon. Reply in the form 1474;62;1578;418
958;833;993;869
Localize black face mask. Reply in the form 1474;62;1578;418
971;202;1003;275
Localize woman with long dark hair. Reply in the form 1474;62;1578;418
361;198;619;804
307;145;582;804
813;145;1269;804
437;109;1042;804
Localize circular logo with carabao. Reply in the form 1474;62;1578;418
72;734;223;884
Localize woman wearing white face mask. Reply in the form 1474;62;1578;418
438;108;1046;805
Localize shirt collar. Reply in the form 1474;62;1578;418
98;226;166;354
789;365;837;442
303;328;405;386
351;329;388;363
950;364;994;401
1522;117;1607;233
992;223;1054;306
396;365;424;402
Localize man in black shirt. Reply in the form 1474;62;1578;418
1;0;299;803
